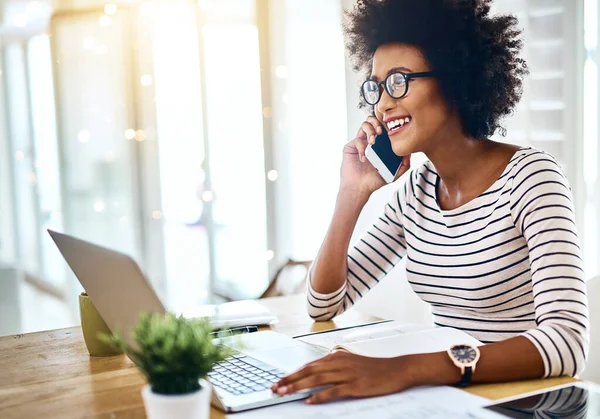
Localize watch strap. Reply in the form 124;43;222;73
458;366;472;387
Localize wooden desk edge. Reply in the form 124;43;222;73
465;375;578;401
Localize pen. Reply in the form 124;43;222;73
210;325;259;338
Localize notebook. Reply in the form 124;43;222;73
297;321;482;357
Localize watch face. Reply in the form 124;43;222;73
451;345;478;364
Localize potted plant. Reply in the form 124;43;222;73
101;312;231;419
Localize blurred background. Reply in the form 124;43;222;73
0;0;599;336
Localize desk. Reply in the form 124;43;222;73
0;295;575;418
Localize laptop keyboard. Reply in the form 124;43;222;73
208;352;286;396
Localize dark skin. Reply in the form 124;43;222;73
271;43;545;404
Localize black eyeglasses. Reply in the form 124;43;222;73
361;71;436;105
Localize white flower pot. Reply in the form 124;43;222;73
141;379;211;419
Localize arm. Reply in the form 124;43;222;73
305;189;369;322
307;119;410;321
510;153;589;377
308;189;370;295
272;332;546;404
307;186;408;321
410;335;544;386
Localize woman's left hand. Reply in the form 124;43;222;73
271;351;417;404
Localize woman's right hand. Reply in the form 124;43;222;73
340;116;411;196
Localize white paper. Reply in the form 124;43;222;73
296;320;429;351
228;386;492;419
340;327;483;358
179;300;278;329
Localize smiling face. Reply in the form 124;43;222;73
370;43;458;156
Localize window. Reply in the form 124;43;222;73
27;34;65;287
50;8;145;307
151;1;211;308
202;21;268;298
269;0;348;261
0;53;16;264
492;0;596;277
3;42;41;275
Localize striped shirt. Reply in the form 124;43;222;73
307;147;590;377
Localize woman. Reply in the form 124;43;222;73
271;0;589;404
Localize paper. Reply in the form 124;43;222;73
296;320;429;352
337;327;483;358
179;300;278;329
228;386;492;419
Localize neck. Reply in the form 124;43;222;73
424;130;491;192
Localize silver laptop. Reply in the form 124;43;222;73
48;230;327;412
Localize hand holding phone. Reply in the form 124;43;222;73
340;117;408;195
365;130;404;183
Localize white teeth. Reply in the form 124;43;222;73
387;117;411;131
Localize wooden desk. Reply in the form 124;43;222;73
0;295;575;418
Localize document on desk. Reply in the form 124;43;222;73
296;320;429;351
297;321;482;358
228;386;491;419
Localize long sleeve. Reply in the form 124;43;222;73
510;153;590;377
307;186;408;321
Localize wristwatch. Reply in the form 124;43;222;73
447;344;481;387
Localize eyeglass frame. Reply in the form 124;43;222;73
361;71;436;105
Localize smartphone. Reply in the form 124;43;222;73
365;130;403;183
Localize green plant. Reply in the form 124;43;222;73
100;312;231;395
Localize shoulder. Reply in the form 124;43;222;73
405;159;438;199
388;159;438;215
506;147;568;187
507;147;574;221
392;161;437;212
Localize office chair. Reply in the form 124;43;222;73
260;258;312;299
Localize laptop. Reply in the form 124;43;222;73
48;230;327;412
